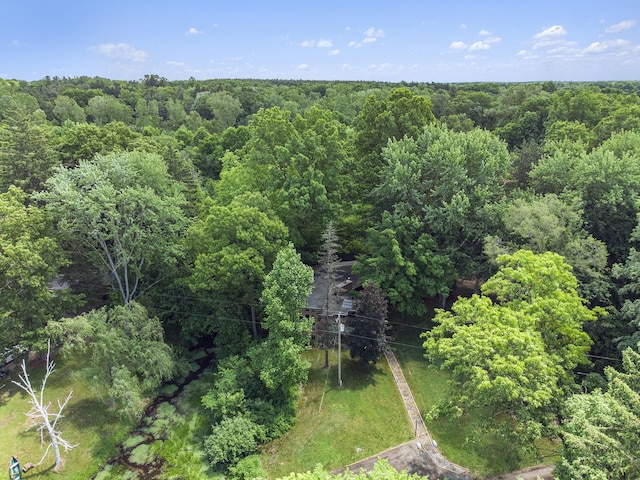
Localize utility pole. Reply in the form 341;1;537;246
337;312;343;388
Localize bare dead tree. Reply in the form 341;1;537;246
12;340;77;471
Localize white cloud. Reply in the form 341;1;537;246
297;64;309;70
533;25;567;40
516;50;528;56
449;41;468;50
469;41;490;52
302;39;333;48
349;27;384;49
606;20;637;33
460;24;467;29
364;27;385;38
328;49;340;56
186;27;203;36
479;29;491;36
485;36;501;44
584;39;631;53
167;61;185;66
90;43;147;62
533;39;566;50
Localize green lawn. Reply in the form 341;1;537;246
260;348;413;479
0;353;133;480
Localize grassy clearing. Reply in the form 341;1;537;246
260;348;413;479
0;353;133;480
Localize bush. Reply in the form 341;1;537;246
204;416;264;465
228;454;266;480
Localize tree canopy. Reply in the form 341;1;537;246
423;250;599;464
36;151;189;304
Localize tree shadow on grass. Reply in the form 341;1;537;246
332;356;388;391
21;462;56;479
63;397;129;460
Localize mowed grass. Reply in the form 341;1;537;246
0;353;133;479
260;348;413;479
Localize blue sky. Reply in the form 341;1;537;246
2;1;640;82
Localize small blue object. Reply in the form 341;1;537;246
9;457;21;480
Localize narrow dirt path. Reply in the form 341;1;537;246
384;346;429;438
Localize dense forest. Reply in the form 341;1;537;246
2;75;640;479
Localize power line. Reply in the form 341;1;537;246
67;285;627;364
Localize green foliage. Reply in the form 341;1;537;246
276;459;427;480
354;87;435;195
0;186;74;351
485;193;610;304
354;211;454;317
346;281;389;364
555;347;640;480
0;104;59;193
252;244;314;411
150;412;214;480
86;94;133;125
423;250;598;464
215;106;348;259
201;355;253;423
228;454;266;480
372;123;511;279
184;192;288;344
53;95;86;124
55;121;160;165
47;302;174;420
204;415;264;465
36;151;189;304
532;130;640;264
260;244;315;343
612;217;640;351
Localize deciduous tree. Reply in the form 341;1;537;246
46;302;174;420
423;250;599;464
0;187;73;352
485;194;610;304
354;211;454;317
36;151;189;305
250;245;314;414
185;192;289;342
354;88;435;195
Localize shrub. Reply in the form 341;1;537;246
229;454;266;480
204;416;264;465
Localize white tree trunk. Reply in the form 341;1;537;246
12;340;77;470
